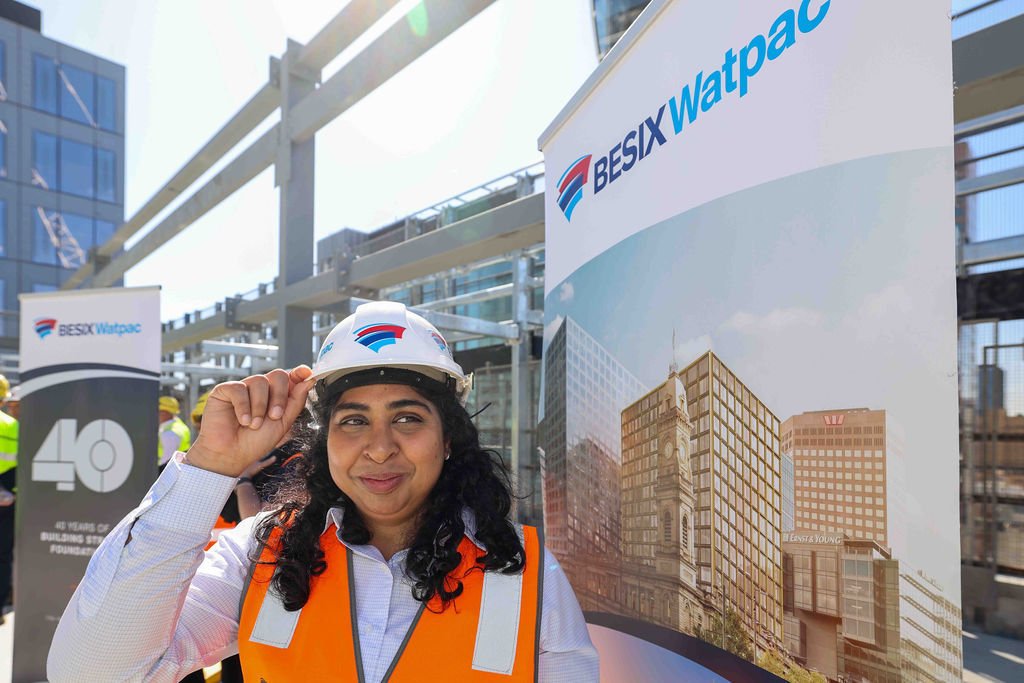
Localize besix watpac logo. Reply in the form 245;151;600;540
34;318;57;339
556;154;593;222
34;315;142;340
555;0;830;223
354;323;406;353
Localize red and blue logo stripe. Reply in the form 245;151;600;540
34;317;57;339
557;154;592;222
353;323;406;353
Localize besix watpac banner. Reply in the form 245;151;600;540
14;286;160;683
539;0;959;681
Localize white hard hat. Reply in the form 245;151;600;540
310;301;472;404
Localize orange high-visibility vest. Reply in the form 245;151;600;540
238;522;542;682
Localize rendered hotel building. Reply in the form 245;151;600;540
781;408;906;551
621;351;784;650
539;316;645;612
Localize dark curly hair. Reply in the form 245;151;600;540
252;379;526;612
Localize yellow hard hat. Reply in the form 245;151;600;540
159;395;180;415
191;391;211;425
0;375;8;400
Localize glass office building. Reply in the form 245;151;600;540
539;315;646;612
592;0;653;59
0;2;124;348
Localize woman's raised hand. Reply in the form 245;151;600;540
185;366;314;477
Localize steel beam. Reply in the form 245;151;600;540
278;41;318;368
92;126;279;287
200;341;278;358
349;193;544;290
62;82;281;290
955;103;1024;139
415;283;515;311
65;0;407;291
160;196;543;354
962;235;1024;266
953;13;1024;122
161;363;250;379
288;0;498;143
296;0;403;73
510;251;532;507
956;165;1024;197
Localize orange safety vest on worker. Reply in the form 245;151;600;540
239;522;542;681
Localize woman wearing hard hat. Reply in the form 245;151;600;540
47;301;598;682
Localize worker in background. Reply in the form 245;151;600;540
158;396;191;469
47;301;598;681
3;385;20;421
0;375;18;625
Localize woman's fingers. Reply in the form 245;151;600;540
265;368;291;421
212;381;252;427
283;372;315;425
242;374;270;430
288;364;313;384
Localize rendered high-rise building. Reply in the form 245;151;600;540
670;351;785;652
781;408;906;552
539;315;645;612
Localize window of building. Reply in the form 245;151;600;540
0;199;5;257
61;138;95;198
0;40;5;100
0;119;6;178
60;63;95;125
64;212;94;253
32;132;58;189
97;149;116;202
663;510;672;543
97;76;116;130
32;56;118;131
33;207;58;264
34;54;59;113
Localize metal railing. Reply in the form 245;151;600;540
952;0;1024;39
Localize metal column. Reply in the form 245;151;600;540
277;41;317;368
510;251;532;511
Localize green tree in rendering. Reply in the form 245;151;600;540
757;650;827;683
694;608;754;662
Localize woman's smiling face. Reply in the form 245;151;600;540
327;383;446;534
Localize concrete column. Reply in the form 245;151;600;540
276;40;318;368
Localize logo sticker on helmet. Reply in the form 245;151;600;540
353;323;406;353
430;332;448;353
318;341;334;360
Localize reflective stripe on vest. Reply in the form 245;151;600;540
238;522;542;681
0;413;18;475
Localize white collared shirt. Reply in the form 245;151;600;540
47;452;598;682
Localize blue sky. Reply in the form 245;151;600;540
32;0;598;320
